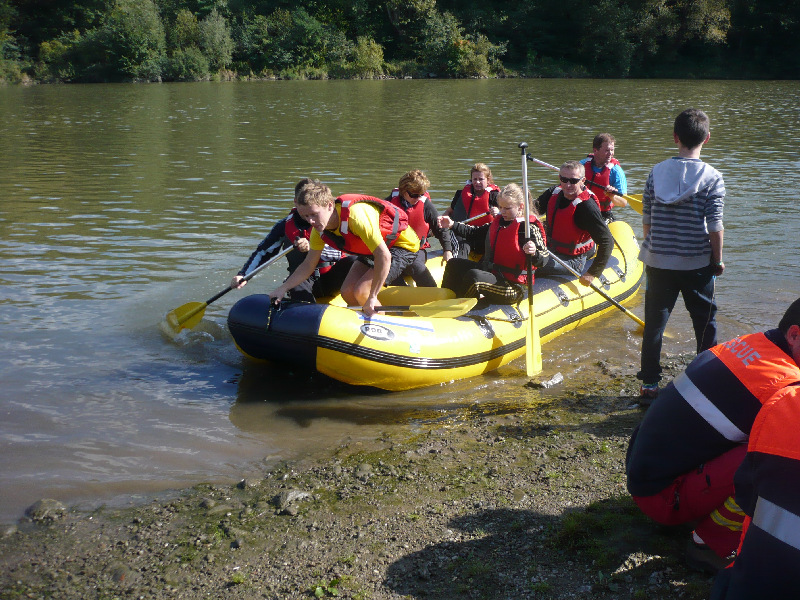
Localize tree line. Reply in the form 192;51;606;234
1;0;797;83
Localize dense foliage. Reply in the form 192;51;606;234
1;0;797;82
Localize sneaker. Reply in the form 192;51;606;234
638;383;659;406
685;540;735;574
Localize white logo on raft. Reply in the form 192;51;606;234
360;323;395;341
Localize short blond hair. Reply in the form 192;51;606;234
498;182;529;211
398;169;430;197
294;177;322;199
295;180;334;207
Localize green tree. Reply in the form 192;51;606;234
0;0;23;81
9;0;110;59
38;29;83;80
578;0;637;76
634;0;731;66
166;45;209;80
199;8;233;69
727;0;800;76
171;8;200;50
234;7;346;75
416;9;504;76
351;35;383;77
96;0;166;80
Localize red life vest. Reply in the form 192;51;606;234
284;208;337;274
319;194;409;257
584;155;620;214
485;215;545;284
460;183;499;226
389;189;431;249
545;188;599;256
283;208;311;243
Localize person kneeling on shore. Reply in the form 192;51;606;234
438;183;547;305
267;180;420;317
626;298;800;576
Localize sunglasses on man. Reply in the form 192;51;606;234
559;176;583;185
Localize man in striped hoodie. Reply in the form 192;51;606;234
637;108;726;401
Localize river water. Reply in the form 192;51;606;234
0;79;797;523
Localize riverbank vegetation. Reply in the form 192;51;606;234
1;0;798;83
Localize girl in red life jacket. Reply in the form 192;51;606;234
439;183;548;305
386;169;453;287
443;162;501;259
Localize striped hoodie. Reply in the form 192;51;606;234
639;156;725;270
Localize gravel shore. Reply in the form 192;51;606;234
0;355;717;600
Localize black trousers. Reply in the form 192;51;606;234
441;258;525;305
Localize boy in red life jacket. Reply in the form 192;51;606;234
386;169;453;287
579;132;628;222
443;162;501;259
532;160;613;287
267;180;420;317
626;298;800;578
438;183;548;305
230;178;356;302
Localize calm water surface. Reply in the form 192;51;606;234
1;79;798;523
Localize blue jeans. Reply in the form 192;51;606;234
638;264;718;385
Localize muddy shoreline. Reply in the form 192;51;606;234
0;355;716;600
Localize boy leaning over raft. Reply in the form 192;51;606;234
230;178;356;302
267;180;420;317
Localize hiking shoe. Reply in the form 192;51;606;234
685;540;735;574
638;384;659;406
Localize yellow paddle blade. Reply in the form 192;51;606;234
352;297;478;318
525;308;542;376
377;286;456;305
626;193;643;215
165;301;207;333
407;298;477;317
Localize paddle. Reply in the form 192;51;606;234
347;298;477;318
519;142;543;376
544;251;646;330
462;211;491;224
626;193;644;214
527;156;643;215
165;246;293;333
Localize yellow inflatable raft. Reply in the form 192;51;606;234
227;220;643;391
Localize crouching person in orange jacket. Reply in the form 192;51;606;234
626;297;800;574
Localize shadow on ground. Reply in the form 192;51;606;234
384;498;715;600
